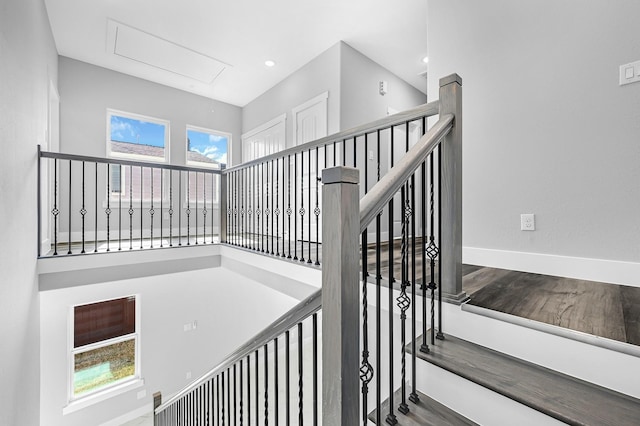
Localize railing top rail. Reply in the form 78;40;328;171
359;113;454;232
39;149;223;174
224;100;440;173
155;288;322;413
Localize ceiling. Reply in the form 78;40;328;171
44;0;427;107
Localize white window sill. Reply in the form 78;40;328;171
63;378;144;415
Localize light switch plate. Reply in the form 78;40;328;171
620;60;640;86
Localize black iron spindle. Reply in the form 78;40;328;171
67;160;72;254
247;354;251;426
264;344;268;426
52;158;58;255
386;128;397;426
285;330;291;426
275;159;280;256
420;159;429;353
287;155;292;259
240;358;244;426
234;364;237;426
260;162;264;253
255;350;259;426
274;337;279;425
314;146;320;265
397;183;410;415
202;171;207;245
140;166;143;249
150;167;155;248
94;162;98;252
437;146;444;340
297;322;303;426
312;313;318;426
271;160;275;255
186;171;191;246
169;171;174;247
293;154;297;260
106;164;111;252
307;149;311;264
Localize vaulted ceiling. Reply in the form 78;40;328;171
44;0;427;107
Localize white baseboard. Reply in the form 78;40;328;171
463;246;640;288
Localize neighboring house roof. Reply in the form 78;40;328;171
110;140;219;165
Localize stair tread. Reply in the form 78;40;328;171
368;388;478;426
412;333;640;426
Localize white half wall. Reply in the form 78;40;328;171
428;0;640;268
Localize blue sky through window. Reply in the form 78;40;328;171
110;115;166;147
187;129;228;166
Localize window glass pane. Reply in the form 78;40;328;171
110;115;166;160
73;339;135;396
187;129;228;167
74;297;136;348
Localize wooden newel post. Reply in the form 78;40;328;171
439;73;468;304
321;166;360;426
220;165;228;243
153;392;162;426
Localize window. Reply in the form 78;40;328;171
186;126;229;204
107;110;170;162
107;110;169;201
71;296;139;399
186;126;230;169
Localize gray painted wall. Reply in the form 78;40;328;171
242;42;342;148
340;42;427;131
40;267;299;426
59;57;243;166
0;0;58;424
428;0;640;263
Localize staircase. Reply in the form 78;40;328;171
152;74;640;425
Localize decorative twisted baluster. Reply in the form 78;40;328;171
397;183;411;415
360;233;373;425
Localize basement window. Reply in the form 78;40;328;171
70;296;140;400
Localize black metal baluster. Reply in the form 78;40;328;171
195;171;199;245
266;162;270;254
420;160;429;353
150;167;155;248
255;350;259;426
314;146;320;265
67;160;72;254
333;141;336;166
211;172;215;244
241;169;245;248
160;168;164;248
247;355;251;426
248;167;253;250
386;127;397;426
437;146;444;340
52;158;59;255
187;171;191;246
271;160;275;255
118;164;122;250
287;155;292;259
275;159;280;256
129;164;133;250
285;330;291;426
274;337;279;425
342;139;346;166
361;228;373;425
227;369;231;426
353;137;357;168
203;171;207;245
264;344;268;426
397;183;410;415
299;151;305;263
234;364;238;426
222;372;226;426
260;162;264;253
94;162;98;252
178;171;182;246
140;166;143;249
307;149;311;264
105;164;111;252
293;154;297;260
240;358;244;426
409;129;420;404
169;171;174;247
312;313;318;426
374;130;382;425
297;322;303;426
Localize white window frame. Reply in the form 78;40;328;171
186;124;232;169
107;109;170;163
65;295;142;413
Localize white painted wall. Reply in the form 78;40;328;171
242;42;342;149
0;0;58;424
58;57;243;166
340;42;427;131
427;1;640;271
40;266;300;426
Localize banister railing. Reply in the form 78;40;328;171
37;150;222;257
220;100;441;266
155;73;464;425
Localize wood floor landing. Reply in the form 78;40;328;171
413;333;640;426
464;266;640;346
368;389;477;426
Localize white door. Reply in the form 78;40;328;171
292;92;328;245
242;114;286;163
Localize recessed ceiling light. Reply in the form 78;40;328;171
422;56;429;64
265;60;276;67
